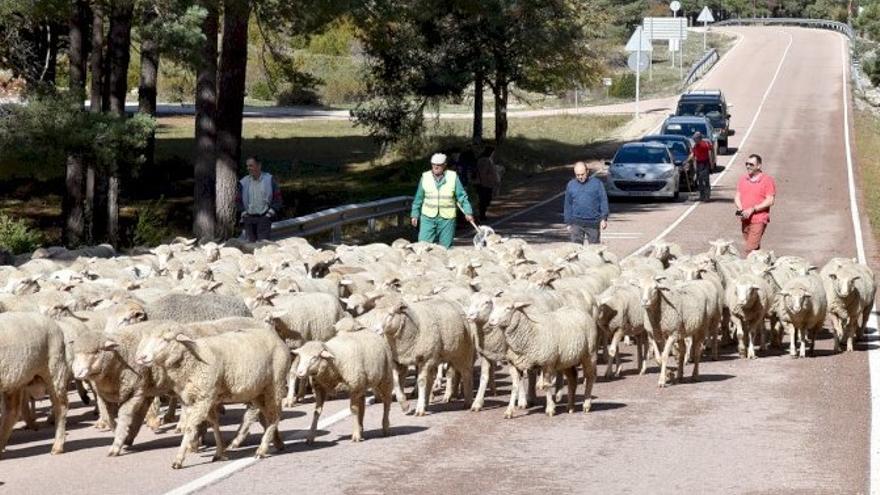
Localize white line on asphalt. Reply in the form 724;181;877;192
840;33;880;494
625;30;794;259
165;399;375;495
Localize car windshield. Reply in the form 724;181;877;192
644;139;689;155
663;122;710;138
614;146;670;164
678;102;723;120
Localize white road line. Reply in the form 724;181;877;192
841;33;880;494
625;30;795;259
165;398;375;495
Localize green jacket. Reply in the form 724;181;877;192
411;170;474;218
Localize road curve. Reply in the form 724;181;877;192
0;27;874;495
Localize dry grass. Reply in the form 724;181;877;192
855;107;880;241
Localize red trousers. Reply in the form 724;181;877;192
741;221;767;254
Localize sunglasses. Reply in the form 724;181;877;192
745;162;757;167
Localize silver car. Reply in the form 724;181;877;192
603;142;681;200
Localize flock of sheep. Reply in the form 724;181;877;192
0;234;875;469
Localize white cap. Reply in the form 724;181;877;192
430;153;447;165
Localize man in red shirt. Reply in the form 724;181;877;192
735;154;776;253
689;132;714;201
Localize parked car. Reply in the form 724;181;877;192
660;115;717;169
675;89;735;153
603;142;680;200
640;134;694;188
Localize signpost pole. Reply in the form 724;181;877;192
649;20;654;81
671;12;676;68
680;15;684;81
703;20;707;50
636;28;641;119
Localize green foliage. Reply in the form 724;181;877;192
864;55;880;87
0;91;157;177
133;197;171;247
158;59;196;103
608;72;636;98
858;2;880;42
306;17;358;56
0;214;42;254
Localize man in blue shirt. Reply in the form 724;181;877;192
563;161;609;245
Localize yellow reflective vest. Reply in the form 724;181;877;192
420;171;458;219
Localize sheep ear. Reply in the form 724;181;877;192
175;333;195;344
778;290;790;296
803;293;812;298
829;273;838;280
291;349;300;357
471;261;482;268
102;340;119;352
653;275;666;282
513;301;531;310
340;297;351;306
319;349;335;361
852;276;862;282
339;279;354;286
493;289;504;297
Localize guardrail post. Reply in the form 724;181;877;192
367;218;377;234
332;225;342;243
398;213;407;227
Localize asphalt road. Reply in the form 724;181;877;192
2;27;876;495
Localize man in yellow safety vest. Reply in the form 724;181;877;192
410;152;475;248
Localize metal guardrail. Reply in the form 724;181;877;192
682;48;719;88
270;196;413;242
715;17;854;40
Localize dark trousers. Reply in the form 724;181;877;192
476;185;494;221
569;223;600;245
696;161;711;200
243;214;272;242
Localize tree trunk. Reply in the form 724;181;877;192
214;0;251;240
86;4;105;243
63;1;90;247
106;1;135;246
493;79;508;146
43;23;61;85
138;6;159;170
193;0;219;241
472;69;484;146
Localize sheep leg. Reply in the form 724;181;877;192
208;409;227;462
75;379;91;405
282;359;298;408
424;366;438;408
415;363;432;416
377;383;392;437
455;360;474;410
759;319;767;352
19;390;37;431
392;365;410;413
635;334;645;376
145;396;162;431
43;373;68;456
605;330;622;379
553;372;565;403
504;365;521;419
542;367;556;417
691;336;703;381
109;394;146;456
526;369;538;407
254;395;280;459
657;335;676;388
734;319;747;358
163;396;178;424
229;405;260;449
847;320;856;352
0;391;22;456
799;329;808;359
488;362;497;396
675;339;686;383
306;386;326;445
350;394;365;442
564;368;577;414
747;321;759;359
516;372;528;409
471;356;492;412
95;394;117;431
830;315;843;353
441;366;460;404
124;398;153;446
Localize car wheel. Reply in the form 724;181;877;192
672;184;680;201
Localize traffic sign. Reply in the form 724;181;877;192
602;77;613;87
697;6;715;23
628;52;649;73
670;1;681;12
643;18;688;41
625;26;653;52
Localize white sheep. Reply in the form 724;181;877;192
639;278;711;386
821;259;877;352
292;321;395;443
488;297;598;417
135;324;289;469
0;313;70;456
724;273;773;359
773;272;827;358
596;283;649;378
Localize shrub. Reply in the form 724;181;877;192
0;214;42;254
609;73;636;99
277;87;321;106
133;197;172;247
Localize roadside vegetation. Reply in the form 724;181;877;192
854;107;880;244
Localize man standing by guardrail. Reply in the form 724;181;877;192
411;153;475;248
236;156;283;242
735;154;776;253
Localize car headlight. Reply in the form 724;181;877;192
659;167;676;179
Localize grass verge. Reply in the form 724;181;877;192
855;106;880;243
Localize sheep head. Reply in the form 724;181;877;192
292;342;334;379
733;283;762;313
487;299;529;328
106;302;147;333
71;331;120;380
135;323;193;367
779;288;812;314
372;302;408;337
828;272;860;299
639;276;668;309
341;292;383;316
466;293;495;324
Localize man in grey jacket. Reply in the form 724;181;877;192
236;157;283;242
563;161;609;245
